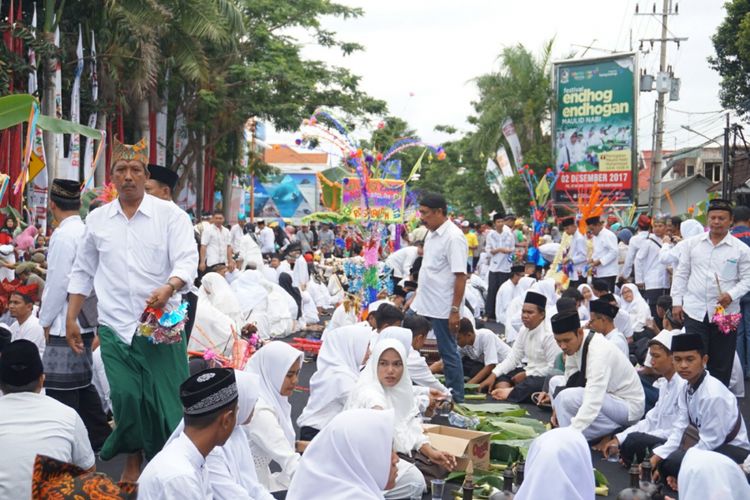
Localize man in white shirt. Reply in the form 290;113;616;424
39;179;111;451
633;216;670;317
672;198;750;386
619;214;650;281
229;215;246;254
0;340;95;500
600;330;685;466
551;311;645;440
200;209;234;273
139;368;238;500
494;264;526;326
454;318;512;386
482;291;561;403
257;219;276;256
296;224;314;254
9;287;44;359
484;213;516;321
586;215;619;292
411;192;469;402
561;217;589;289
651;333;750;487
588;299;629;358
66;138;198;481
385;242;422;292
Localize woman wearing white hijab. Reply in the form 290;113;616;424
515;427;595;500
287;409;398;500
166;370;273;500
577;284;593;322
297;325;372;441
677;448;750;500
245;341;304;491
190;272;243;356
620;283;652;333
346;339;456;499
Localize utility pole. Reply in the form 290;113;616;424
638;0;687;215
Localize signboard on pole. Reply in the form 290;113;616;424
341;178;405;222
552;53;637;204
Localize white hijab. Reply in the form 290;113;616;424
298;325;371;426
577;284;593;307
515;427;595;500
346;339;421;454
680;219;704;239
200;272;242;323
678;448;750;500
287;409;394;500
245;341;303;445
378;326;413;353
531;278;558;306
620;283;651;331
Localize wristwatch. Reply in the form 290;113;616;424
450;306;460;313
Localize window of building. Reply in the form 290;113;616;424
685;162;695;177
704;162;722;182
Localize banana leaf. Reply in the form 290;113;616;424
445;469;503;490
490;439;533;462
485;416;547;434
0;94;102;139
464;383;481;393
455;403;527;417
479;421;540;440
593;467;609;486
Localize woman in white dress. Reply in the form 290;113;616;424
346;339;456;499
287;409;398;500
244;341;304;491
297;325;371;441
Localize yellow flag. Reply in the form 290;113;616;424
535;176;550;205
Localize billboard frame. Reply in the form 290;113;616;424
550;51;639;208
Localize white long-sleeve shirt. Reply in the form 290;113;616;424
494;279;520;326
385;246;419;279
258;227;275;254
634;233;669;290
602;328;629;358
207;427;274;500
654;371;750;459
39;215;87;337
138;432;212;500
616;374;686;445
459;328;512;366
246;406;300;492
485;226;515;273
564;333;644;432
568;230;589;281
671;231;750;318
492;321;560;378
620;231;647;278
408;350;449;393
67;195;198;345
592;227;619;277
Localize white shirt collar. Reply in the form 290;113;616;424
698;230;735;247
106;194;154;219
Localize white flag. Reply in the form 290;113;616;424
65;26;84;181
83;30;98;179
501;118;524;171
495;145;515;178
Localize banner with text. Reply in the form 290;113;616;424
341;178;405;222
553;53;637;203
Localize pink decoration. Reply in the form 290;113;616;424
364;244;379;266
713;309;742;335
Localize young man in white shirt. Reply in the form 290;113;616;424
257;219;276;256
39;178;111;451
588;299;629;358
586;216;619;292
494;264;526;326
200;209;234;273
651;333;750;488
671;198;750;386
454;318;512;386
560;216;588;289
481;291;561;403
551;310;645;440
66;138;198;481
9;288;44;359
385;242;422;292
139;368;238;500
599;330;685;466
633;216;670;317
484;213;515;321
0;340;95;500
411;192;468;402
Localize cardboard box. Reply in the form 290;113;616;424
422;424;492;471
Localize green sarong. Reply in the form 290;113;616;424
98;325;188;461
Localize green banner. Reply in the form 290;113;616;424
553;54;636;203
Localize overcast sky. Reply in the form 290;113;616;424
267;0;732;156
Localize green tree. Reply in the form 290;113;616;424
710;0;750;117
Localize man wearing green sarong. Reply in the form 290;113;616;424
66;138;198;481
